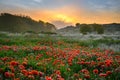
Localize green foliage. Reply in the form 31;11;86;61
92;24;104;34
77;23;104;34
0;13;56;33
40;31;57;34
25;31;37;34
0;33;8;38
80;24;92;35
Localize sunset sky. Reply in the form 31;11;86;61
0;0;120;28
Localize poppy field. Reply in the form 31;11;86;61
0;36;120;80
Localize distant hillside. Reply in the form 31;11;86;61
57;23;120;35
0;13;56;33
103;23;120;33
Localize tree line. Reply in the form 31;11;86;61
76;23;104;35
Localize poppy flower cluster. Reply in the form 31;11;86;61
0;39;120;80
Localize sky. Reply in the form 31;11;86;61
0;0;120;28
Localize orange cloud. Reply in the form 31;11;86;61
27;6;120;28
29;6;80;24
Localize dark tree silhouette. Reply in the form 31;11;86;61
80;24;92;35
92;24;104;34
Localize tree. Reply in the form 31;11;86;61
92;24;104;34
75;23;80;27
80;24;92;35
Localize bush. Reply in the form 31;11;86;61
80;24;92;35
92;24;104;34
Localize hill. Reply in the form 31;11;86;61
0;13;56;33
57;23;120;35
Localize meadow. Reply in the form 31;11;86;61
0;33;120;80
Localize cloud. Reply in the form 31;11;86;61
33;0;42;3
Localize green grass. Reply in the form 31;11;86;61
0;35;120;80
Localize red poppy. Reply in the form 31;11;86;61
97;57;101;61
19;65;25;70
28;75;35;79
93;69;99;74
39;72;43;77
81;69;89;74
22;62;27;66
99;73;107;77
57;77;64;80
4;72;11;78
9;66;15;73
31;70;39;75
73;73;79;77
55;70;61;75
105;59;112;67
14;78;20;80
106;71;112;75
21;70;28;76
10;61;19;66
84;74;90;79
10;73;15;78
45;76;52;80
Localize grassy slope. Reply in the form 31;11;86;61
0;13;56;33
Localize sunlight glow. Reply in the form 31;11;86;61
55;14;75;23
